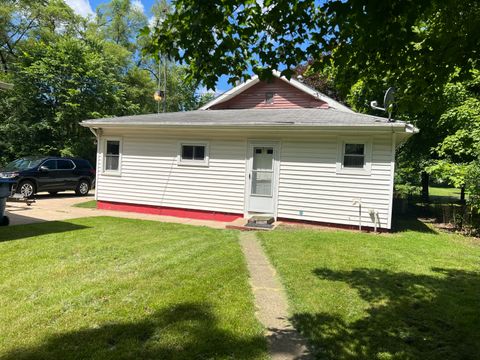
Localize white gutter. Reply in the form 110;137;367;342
81;123;412;133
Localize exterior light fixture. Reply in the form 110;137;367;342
154;90;164;102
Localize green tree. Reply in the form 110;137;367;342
0;0;82;72
94;0;147;50
147;0;479;90
426;71;480;201
0;36;146;164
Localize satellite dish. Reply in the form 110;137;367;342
369;87;396;122
384;87;396;120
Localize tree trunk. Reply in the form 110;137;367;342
460;185;466;203
0;51;8;72
421;171;429;202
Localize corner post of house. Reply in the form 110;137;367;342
387;132;397;229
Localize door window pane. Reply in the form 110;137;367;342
251;146;274;196
58;159;74;170
252;171;272;196
253;147;273;170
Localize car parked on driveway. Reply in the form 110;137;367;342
0;156;95;197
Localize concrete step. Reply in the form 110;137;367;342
246;216;275;229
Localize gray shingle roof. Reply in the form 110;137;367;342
81;108;410;130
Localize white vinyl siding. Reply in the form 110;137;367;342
95;129;395;229
96;131;246;214
277;134;393;229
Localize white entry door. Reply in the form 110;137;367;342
247;142;279;214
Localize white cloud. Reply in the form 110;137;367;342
64;0;94;18
132;0;145;13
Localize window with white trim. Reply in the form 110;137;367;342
343;143;365;168
336;138;372;175
178;142;209;166
104;139;121;173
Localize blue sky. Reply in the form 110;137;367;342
64;0;232;94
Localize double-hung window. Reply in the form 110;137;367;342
343;144;365;168
336;138;372;175
104;138;121;174
178;142;209;166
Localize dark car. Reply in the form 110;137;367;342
0;156;95;197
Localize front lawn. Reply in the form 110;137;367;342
259;219;480;359
0;217;267;359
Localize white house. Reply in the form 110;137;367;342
81;72;417;230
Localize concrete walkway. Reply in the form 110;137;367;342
5;193;230;229
239;232;312;360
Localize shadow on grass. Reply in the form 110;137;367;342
3;302;266;360
392;216;437;234
0;221;90;242
294;267;480;359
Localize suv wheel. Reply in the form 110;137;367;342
76;179;90;196
18;180;35;198
0;216;9;226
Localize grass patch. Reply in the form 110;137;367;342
73;200;97;208
429;186;460;198
258;220;480;359
0;217;267;359
427;186;462;204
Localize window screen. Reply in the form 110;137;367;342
181;145;206;161
105;140;120;171
343;143;365;168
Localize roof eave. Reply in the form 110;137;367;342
80;121;411;132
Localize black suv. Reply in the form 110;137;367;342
0;156;95;197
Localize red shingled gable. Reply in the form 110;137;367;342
210;77;329;110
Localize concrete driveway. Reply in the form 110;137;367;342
5;192;231;229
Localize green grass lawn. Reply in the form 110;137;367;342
429;186;460;198
73;200;97;208
428;186;461;204
259;220;480;360
0;217;267;360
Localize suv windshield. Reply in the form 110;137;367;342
4;158;43;171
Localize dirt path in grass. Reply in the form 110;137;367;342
239;232;312;360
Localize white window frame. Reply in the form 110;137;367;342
103;137;122;175
336;137;372;175
177;141;209;167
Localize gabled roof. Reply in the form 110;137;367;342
81;108;418;134
200;70;354;113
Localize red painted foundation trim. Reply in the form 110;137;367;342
277;217;391;233
97;201;242;222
